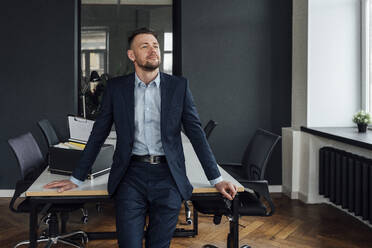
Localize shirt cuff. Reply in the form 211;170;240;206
70;176;84;186
209;176;223;186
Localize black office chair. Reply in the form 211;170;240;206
192;128;281;248
37;119;90;222
8;132;88;248
204;120;218;140
182;120;219;227
37;119;60;147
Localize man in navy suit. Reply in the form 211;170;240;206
45;28;237;248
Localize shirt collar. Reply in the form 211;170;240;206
135;72;161;88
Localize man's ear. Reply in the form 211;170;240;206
127;50;135;62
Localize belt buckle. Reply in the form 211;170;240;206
149;155;157;165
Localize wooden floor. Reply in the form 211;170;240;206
1;194;372;248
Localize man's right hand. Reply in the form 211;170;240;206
43;180;78;193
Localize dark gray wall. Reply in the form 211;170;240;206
182;0;292;184
0;0;292;189
0;0;78;188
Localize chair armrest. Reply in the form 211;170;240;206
219;163;243;168
9;180;33;212
238;180;275;216
219;163;243;179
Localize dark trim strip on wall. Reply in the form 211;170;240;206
172;0;182;76
75;0;81;115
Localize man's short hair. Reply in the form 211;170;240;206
128;27;158;49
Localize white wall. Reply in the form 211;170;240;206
287;0;363;194
282;127;302;199
292;0;308;129
307;0;361;127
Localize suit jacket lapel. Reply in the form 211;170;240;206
160;73;176;133
121;73;135;141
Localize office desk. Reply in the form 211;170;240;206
26;135;244;247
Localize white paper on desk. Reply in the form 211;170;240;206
68;116;94;143
54;143;71;149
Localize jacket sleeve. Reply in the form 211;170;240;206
72;81;114;181
181;80;221;181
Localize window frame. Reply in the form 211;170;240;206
362;0;370;112
163;32;173;74
81;27;109;79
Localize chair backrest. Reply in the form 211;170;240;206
37;119;60;147
204;120;218;140
8;132;45;180
241;129;281;180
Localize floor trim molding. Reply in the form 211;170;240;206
268;185;282;193
0;190;15;197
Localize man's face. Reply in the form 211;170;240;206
127;33;161;71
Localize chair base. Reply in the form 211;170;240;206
202;245;251;248
14;230;88;248
202;233;251;248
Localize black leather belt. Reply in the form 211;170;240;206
131;155;167;165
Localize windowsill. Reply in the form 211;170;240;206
301;126;372;150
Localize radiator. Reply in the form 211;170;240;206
319;147;372;223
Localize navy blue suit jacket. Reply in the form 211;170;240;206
72;72;221;200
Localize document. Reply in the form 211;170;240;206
68;116;94;143
67;115;116;148
53;142;85;150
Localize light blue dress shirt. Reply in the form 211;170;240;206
132;73;164;155
71;73;222;186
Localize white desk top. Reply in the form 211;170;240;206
26;134;244;197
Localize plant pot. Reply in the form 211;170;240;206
357;123;368;133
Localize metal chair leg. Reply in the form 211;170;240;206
58;238;84;248
44;239;53;248
59;230;88;244
14;237;50;248
184;201;193;225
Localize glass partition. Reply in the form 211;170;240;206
80;0;173;119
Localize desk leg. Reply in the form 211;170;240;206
229;196;239;248
194;208;198;236
29;201;38;248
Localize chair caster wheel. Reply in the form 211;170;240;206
213;215;222;225
81;216;88;224
240;246;251;248
202;245;218;248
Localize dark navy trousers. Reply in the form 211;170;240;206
114;161;182;248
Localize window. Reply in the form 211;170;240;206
163;32;173;74
369;0;372;112
363;0;371;112
81;28;108;79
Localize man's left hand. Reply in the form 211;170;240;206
215;180;238;200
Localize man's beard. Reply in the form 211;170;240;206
138;60;161;71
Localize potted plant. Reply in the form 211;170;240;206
352;110;371;133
